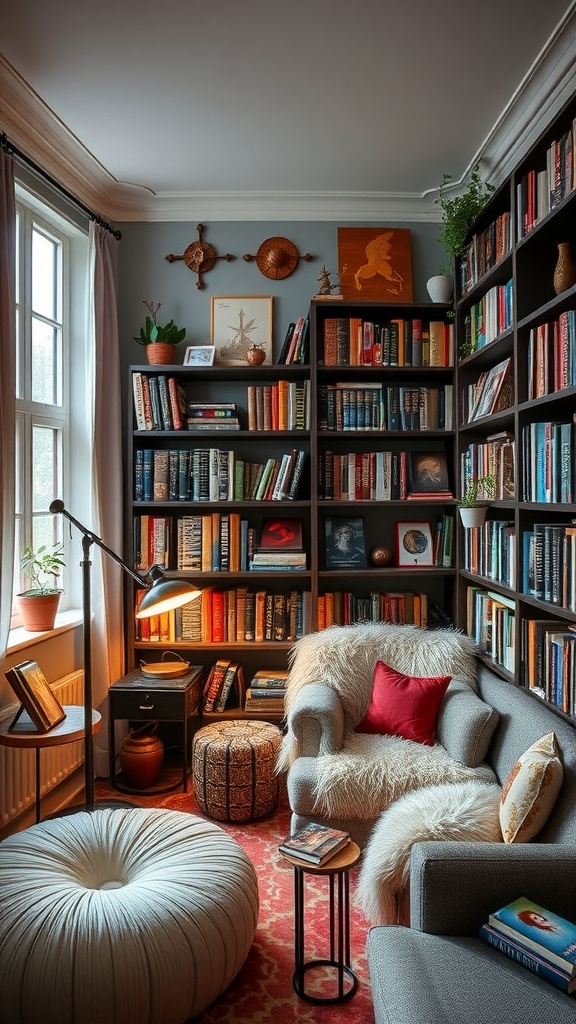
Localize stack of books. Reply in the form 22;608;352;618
187;402;241;430
202;659;245;713
278;821;350;865
244;668;288;716
480;896;576;994
249;517;307;571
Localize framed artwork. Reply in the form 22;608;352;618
5;660;66;732
324;515;367;569
210;296;273;365
409;451;452;498
183;345;215;366
468;358;512;421
337;227;413;302
396;522;434;567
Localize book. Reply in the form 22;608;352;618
479;923;576;993
278;821;351;865
5;660;66;732
258;517;303;551
488;898;576;975
203;658;232;712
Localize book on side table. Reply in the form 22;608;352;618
279;821;350;865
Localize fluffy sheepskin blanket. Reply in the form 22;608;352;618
356;779;503;926
279;623;478;769
310;732;483;820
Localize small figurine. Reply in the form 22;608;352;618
316;264;340;296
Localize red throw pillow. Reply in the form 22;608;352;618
355;660;452;745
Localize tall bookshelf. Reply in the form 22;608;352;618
455;90;576;722
125;298;457;715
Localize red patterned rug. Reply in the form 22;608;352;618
95;777;375;1024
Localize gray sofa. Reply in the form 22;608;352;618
367;666;576;1023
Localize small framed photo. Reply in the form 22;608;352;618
396;521;434;567
183;345;215;366
210;296;273;365
325;515;367;569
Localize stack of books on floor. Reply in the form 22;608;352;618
187;402;241;430
244;668;288;716
249;517;307;571
279;821;350;865
480;896;576;994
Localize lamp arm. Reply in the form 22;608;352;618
49;499;148;588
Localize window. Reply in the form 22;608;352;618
12;184;89;625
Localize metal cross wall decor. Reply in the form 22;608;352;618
166;224;235;289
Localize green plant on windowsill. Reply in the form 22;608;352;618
133;300;187;347
19;543;66;595
435;165;495;273
456;475;496;508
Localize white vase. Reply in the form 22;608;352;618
459;506;487;529
426;275;454;303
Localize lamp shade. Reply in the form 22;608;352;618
136;567;201;619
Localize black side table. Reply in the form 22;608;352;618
108;666;202;794
280;841;361;1004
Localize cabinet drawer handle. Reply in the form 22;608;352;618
139;703;155;710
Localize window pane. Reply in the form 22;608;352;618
32;228;57;320
31;317;58;404
32;425;60;511
32;515;59;554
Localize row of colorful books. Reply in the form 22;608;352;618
462;518;516;589
132;372;187;431
459;211;512;295
480;896;576;994
466;586;516;673
523;523;576;611
317;590;430;630
320;317;454;368
528;309;576;399
243;668;288;716
276;316;309;365
460;435;516;502
516;117;576;239
246;381;310;431
461;279;513;353
318;449;453;503
523;619;576;716
521;419;575;504
318;383;454;432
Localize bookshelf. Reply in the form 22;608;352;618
455;90;576;722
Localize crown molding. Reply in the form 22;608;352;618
1;11;575;224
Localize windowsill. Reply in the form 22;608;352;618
6;609;83;655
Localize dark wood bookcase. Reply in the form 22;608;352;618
454;90;576;723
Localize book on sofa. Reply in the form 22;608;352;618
486;897;576;979
479;923;576;994
279;821;350;865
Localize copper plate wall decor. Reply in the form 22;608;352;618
243;236;313;279
166;224;235;289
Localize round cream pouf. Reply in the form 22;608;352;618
0;807;259;1024
193;719;282;822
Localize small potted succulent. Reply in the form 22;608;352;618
457;475;495;528
133;300;187;365
428;165;495;303
17;542;66;631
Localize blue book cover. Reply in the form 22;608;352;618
489;898;576;971
479;924;576;993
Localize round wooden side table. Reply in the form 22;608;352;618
0;705;102;823
280;840;361;1004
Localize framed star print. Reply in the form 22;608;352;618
210;296;273;365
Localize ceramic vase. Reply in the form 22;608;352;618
426;275;454;303
459;506;487;529
552;242;576;295
119;723;164;788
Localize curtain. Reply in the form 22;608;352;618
0;150;16;667
88;222;125;777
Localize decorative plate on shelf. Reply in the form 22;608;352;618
140;658;191;678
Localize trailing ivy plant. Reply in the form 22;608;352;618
435;165;495;270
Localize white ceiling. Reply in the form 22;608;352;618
1;0;575;221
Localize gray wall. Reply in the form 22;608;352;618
117;220;444;376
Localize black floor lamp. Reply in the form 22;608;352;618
49;499;201;812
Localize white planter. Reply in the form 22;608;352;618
459;506;487;529
426;275;454;303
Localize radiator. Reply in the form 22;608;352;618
0;670;84;829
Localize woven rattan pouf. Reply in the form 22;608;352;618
0;807;259;1024
193;719;282;822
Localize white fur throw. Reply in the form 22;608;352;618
279;624;478;769
311;732;483;819
356;779;503;925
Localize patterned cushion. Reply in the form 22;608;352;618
499;732;564;843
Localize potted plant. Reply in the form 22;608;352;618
427;165;495;302
133;300;187;365
17;542;66;631
457;475;495;528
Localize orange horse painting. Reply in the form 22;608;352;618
338;227;413;301
354;232;403;294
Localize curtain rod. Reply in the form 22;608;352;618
0;132;122;240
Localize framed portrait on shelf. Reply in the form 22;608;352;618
183;345;215;366
408;451;452;498
396;521;434;567
210;296;273;365
324;515;367;569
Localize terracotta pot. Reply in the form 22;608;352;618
16;592;61;632
120;722;164;788
146;343;177;365
552;242;576;295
